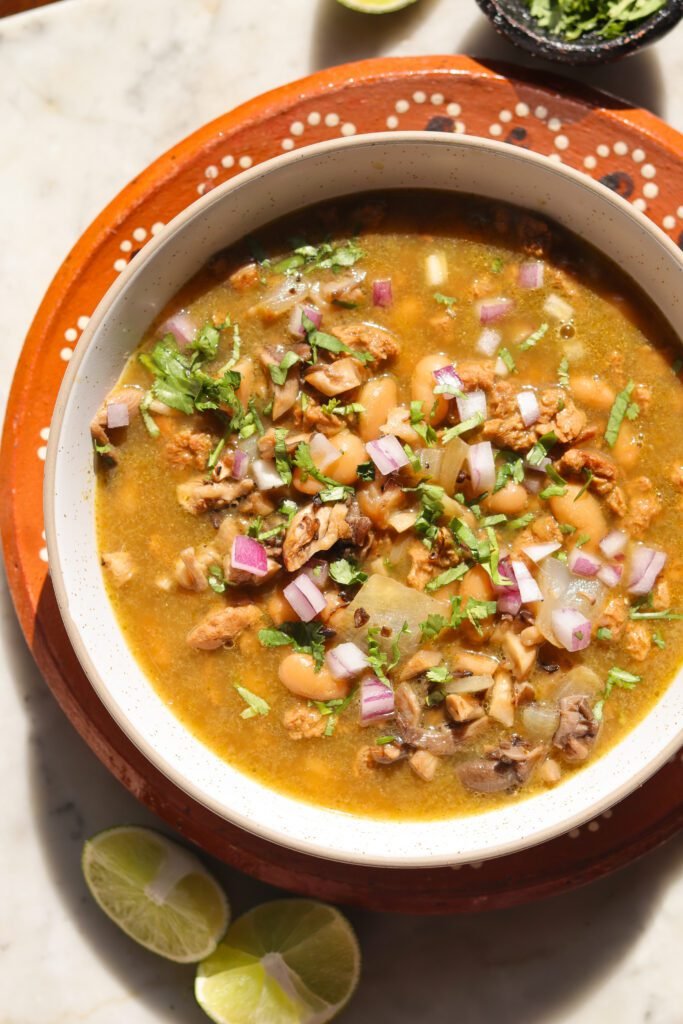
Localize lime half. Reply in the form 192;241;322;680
336;0;419;12
195;899;361;1024
82;826;229;963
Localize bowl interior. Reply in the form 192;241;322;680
45;133;683;867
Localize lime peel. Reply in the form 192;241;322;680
335;0;420;12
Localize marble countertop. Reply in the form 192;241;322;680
1;1;682;1021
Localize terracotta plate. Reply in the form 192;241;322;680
2;55;682;913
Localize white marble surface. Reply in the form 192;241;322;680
0;0;682;1021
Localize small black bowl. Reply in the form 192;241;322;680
475;0;683;65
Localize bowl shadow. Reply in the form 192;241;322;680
2;559;682;1022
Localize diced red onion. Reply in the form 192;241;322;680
283;573;327;622
516;390;540;427
518;261;545;289
599;530;627;559
159;312;197;348
456;389;487;423
568;548;602;578
326;642;369;681
627;546;667;596
231;449;249;480
231;536;268;577
301;558;329;588
522;542;561;563
466;441;496;493
551;608;591;652
106;402;130;429
288;303;322;339
432;364;463;399
359;674;395;725
494;558;522;615
511;560;543;604
597;563;623;588
476;328;501;357
523;474;542;495
525;453;551;473
366;435;409;476
310;432;340;473
543;293;574;321
372;279;393;308
478;298;514;324
252;458;285;490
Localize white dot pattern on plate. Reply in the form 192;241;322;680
446;102;460;117
341;122;356;137
119;239;132;252
663;215;676;229
64;327;77;342
281;138;294;151
204;165;219;179
534;105;548;119
613;141;628;156
395;99;410;114
554;135;569;150
39;427;50;441
584;156;597;169
37;446;47;461
386;115;399;129
548;117;562;132
643;182;659;199
39;547;48;563
324;112;340;126
77;315;89;330
307;111;321;126
632;148;646;162
60;347;73;361
489;123;502;137
597;144;610;158
515;102;530;117
412;90;427;104
499;109;512;123
151;221;165;235
430;93;444;106
290;121;304;136
239;155;253;169
633;198;648;212
641;163;656;179
132;227;147;241
221;155;235;168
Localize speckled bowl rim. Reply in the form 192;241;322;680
45;131;683;868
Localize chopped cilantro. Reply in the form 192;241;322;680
442;412;484;442
425;564;468;593
329;559;368;587
434;292;457;306
410;400;438;446
494;452;525;492
499;347;516;373
413;483;446;549
302;313;373;365
402;442;422;471
426;663;452;685
419;613;450;641
507;512;535;530
258;621;328;671
140;333;241;417
366;622;409;685
574;533;591;547
559;523;576;535
491;256;504;273
293;442;352;498
573;470;594;501
376;735;398;746
605;379;637;448
234;684;270;719
320;398;365;416
527;431;557;467
207;564;227;594
274;239;364;275
356;460;376;481
522;0;666;43
139;391;160;439
653;630;666;649
451;595;497;634
596;626;612;641
594;666;641;721
519;322;549;351
93;440;113;456
628;607;683;621
540;483;567;500
268;350;300;387
274;428;292;485
558;356;570;388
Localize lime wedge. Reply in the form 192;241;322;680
82;826;229;963
195;899;361;1024
336;0;419;12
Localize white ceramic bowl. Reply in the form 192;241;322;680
45;133;683;868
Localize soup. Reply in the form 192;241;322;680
93;192;683;820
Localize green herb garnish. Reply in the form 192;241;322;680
274;428;292;485
498;347;516;373
593;666;641;721
596;626;612;641
258;621;328;671
425;564;468;593
302;313;373;365
442;412;484;442
268;351;300;387
410;401;437;446
519;322;549;351
605;379;638;448
558;356;570;388
522;0;666;42
434;292;457;307
329;559;368;587
234;684;270;719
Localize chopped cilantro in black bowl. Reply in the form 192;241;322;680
474;0;682;65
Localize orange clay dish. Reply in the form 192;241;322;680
93;191;683;821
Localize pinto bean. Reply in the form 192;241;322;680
358;376;398;442
612;422;641;470
278;652;349;701
569;375;615;411
411;354;451;425
549;483;607;548
329;430;367;485
483;482;528;516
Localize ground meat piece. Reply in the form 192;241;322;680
597;596;629;640
186;604;262;650
165;430;214;470
239;492;277;518
294;399;345;436
304;357;364;397
483;384;587;449
501;631;537;680
282;501;352;571
652;577;671;610
553;695;599;762
624;478;662;535
229;262;260;291
517;213;553;256
606;485;628;518
101;550;135;586
368;743;404;766
537;388;587;445
177;477;254;515
332;323;399;364
554;448;617;496
623;621;651;661
456;359;496;393
283;704;327;739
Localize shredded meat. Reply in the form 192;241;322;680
457;735;546;793
623;621;651;662
304;357;364;396
239;492;277;518
224;556;281;588
445;693;485;723
400;649;442;680
186;604;262;650
394;683;459;755
101;550;135;587
259;346;300;420
501;631;537;680
177;477;254;515
294;398;345;436
409;749;439;781
555;448;617;496
282;501;351;571
283;704;327;739
165;430;214;469
332;323;399;364
407;542;433;591
379;406;419;445
346;500;373;550
90;385;143;461
176;547;211;591
553;695;599;762
319;271;365;305
624;477;662;536
258;429;310;459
